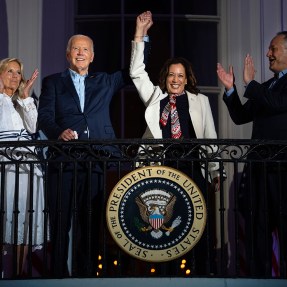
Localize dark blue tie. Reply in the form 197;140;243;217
269;74;279;89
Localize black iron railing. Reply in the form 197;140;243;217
0;139;286;279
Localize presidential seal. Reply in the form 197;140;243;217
106;166;206;262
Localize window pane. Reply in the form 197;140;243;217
174;21;218;86
110;90;146;138
125;0;171;14
77;1;121;15
77;0;217;15
74;0;219;138
76;21;122;72
129;19;172;83
174;0;217;15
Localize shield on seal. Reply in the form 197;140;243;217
149;213;164;230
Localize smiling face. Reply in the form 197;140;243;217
266;34;287;73
66;35;94;75
165;63;187;94
0;61;22;96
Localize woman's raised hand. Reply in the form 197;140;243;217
21;69;39;99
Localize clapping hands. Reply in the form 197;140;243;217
243;54;256;85
217;63;234;91
217;54;256;90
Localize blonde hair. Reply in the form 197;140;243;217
0;57;26;97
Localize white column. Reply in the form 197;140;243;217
261;0;286;81
5;0;43;97
283;0;287;30
218;0;262;140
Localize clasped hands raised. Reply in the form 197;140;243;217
134;11;153;41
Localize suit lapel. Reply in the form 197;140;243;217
61;69;82;112
274;72;287;89
186;92;202;138
83;75;95;111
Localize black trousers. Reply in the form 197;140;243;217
239;162;287;277
47;162;103;277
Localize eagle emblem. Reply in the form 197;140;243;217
135;189;181;239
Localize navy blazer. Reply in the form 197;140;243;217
223;73;287;140
38;68;130;140
38;42;150;141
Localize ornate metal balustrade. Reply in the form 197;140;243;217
0;139;287;279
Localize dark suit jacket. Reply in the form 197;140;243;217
38;41;150;142
223;73;287;140
38;68;130;140
225;74;287;277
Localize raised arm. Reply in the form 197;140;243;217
134;11;153;42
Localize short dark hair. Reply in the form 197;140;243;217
276;31;287;41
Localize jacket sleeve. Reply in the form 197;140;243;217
130;41;157;106
37;76;64;139
223;85;253;125
112;41;151;87
15;97;38;133
244;78;287;112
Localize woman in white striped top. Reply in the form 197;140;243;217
0;58;44;276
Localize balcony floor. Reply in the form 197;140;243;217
1;278;287;287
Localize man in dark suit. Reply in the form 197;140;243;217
38;27;151;277
217;31;287;277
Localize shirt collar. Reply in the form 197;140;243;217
69;68;88;79
278;69;287;79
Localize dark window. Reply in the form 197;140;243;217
77;1;121;14
75;0;219;138
174;0;217;15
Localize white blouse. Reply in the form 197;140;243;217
0;93;45;246
0;93;37;133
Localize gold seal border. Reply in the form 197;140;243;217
106;165;207;262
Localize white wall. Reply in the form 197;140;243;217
6;0;42;97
